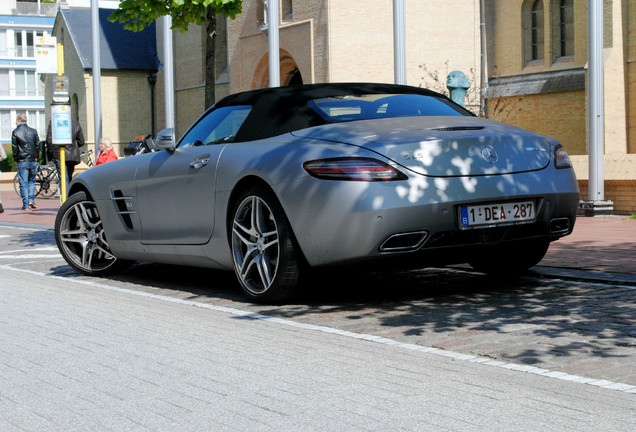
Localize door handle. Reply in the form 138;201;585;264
190;155;210;169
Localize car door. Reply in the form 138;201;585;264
135;105;251;245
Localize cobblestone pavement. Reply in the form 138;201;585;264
1;224;635;388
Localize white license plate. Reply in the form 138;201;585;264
459;201;535;228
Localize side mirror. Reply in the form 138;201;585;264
156;128;176;152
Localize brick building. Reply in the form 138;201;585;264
483;0;636;213
157;0;483;137
43;5;159;156
41;0;635;213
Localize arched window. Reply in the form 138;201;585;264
556;0;574;57
523;0;545;64
530;0;544;61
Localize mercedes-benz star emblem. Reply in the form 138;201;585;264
481;146;498;164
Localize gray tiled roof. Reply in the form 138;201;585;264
484;69;585;98
57;7;159;71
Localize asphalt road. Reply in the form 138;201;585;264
1;223;635;430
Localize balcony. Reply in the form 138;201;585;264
0;47;36;58
14;1;57;17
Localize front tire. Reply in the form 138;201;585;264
55;191;127;275
469;239;550;276
231;187;301;303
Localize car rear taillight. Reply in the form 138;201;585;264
554;144;572;169
303;157;408;181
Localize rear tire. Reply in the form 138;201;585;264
55;191;129;276
38;167;59;198
230;187;301;303
469;239;550;276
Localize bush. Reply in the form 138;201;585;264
1;146;17;172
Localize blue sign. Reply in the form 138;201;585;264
51;104;72;145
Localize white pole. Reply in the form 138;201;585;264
587;0;606;208
393;0;406;85
480;0;487;116
162;16;175;130
267;0;280;87
91;0;101;155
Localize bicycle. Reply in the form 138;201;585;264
14;163;61;198
81;149;94;167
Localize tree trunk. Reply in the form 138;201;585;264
204;7;217;109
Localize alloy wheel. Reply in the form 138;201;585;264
57;195;118;273
232;195;281;295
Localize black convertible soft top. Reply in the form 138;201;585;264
212;83;471;142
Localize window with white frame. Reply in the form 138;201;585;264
0;110;11;142
26;110;46;138
14;29;37;58
0;30;7;57
0;70;9;96
14;69;39;97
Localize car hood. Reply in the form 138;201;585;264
291;116;552;177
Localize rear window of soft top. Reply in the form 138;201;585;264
307;93;466;122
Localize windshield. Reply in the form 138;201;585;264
307;94;466;123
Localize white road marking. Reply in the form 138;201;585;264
0;255;62;259
0;247;62;259
0;247;59;254
1;263;635;395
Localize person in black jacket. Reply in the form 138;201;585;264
12;113;40;210
0;143;6;213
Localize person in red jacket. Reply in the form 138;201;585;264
94;137;118;166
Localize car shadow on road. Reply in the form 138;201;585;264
49;260;636;369
11;228;57;248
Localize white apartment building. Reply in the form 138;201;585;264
0;0;56;144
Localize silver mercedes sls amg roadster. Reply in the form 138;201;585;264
55;83;579;302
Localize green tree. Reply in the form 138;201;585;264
109;0;243;109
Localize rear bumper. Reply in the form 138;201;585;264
278;170;579;267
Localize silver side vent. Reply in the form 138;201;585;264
111;190;135;229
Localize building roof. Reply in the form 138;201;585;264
484;69;585;98
57;7;159;71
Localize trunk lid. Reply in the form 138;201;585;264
292;116;552;177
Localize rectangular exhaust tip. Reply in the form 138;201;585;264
549;217;571;234
380;231;428;252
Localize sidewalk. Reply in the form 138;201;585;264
0;182;61;228
1;181;635;278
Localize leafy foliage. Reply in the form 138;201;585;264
1;147;16;172
109;0;243;32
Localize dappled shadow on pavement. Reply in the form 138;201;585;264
37;210;635;385
59;257;635;378
6;226;57;247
